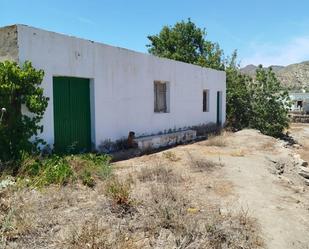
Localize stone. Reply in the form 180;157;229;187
301;160;308;167
0;176;15;189
293;144;301;149
298;167;309;179
304;179;309;186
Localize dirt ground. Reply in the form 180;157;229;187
114;124;309;249
1;124;309;249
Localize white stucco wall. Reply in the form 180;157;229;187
16;25;226;148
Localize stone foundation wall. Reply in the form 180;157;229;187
289;114;309;123
136;130;197;150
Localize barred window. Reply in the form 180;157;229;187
154;81;168;113
203;89;209;112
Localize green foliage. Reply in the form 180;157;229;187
21;155;73;187
225;51;253;130
0;61;48;169
80;169;96;188
80;153;112;180
17;153;112;188
147;18;224;70
226;53;291;137
249;65;291;137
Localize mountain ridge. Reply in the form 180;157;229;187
240;61;309;89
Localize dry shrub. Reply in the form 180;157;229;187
230;149;245;157
147;183;187;231
68;219;136;249
0;189;36;246
205;133;228;147
187;152;224;172
191;159;223;172
213;180;234;197
141;183;263;249
163;151;180;162
104;177;135;216
138;163;180;184
69;220;110;249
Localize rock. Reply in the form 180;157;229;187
275;162;285;175
0;176;15;189
293;144;301;149
304;179;309;186
301;160;308;167
298;167;309;179
278;175;293;185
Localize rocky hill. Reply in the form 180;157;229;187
241;61;309;89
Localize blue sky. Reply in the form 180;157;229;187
1;0;309;66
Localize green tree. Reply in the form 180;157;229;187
225;51;253;130
147;19;224;70
249;65;290;137
0;61;48;170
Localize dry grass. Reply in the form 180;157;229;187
69;220;110;249
137;162;181;184
162;151;180;162
230;149;246;157
139;182;262;249
0;176;263;249
187;152;224;172
104;177;136;216
205;133;229;147
0;189;37;246
212;180;235;197
0;146;263;249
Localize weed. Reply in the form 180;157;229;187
16;153;112;188
80;170;96;188
163;151;180;162
104;177;134;215
187;152;223;172
68;219;135;249
0;207;14;246
30;156;73;187
205;133;228;147
142;183;262;249
69;219;109;249
75;153;112;181
147;183;188;231
138;164;180;183
230;149;245;157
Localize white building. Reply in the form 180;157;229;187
0;24;226;152
289;91;309;113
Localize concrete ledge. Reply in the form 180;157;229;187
136;130;197;150
289;114;309;123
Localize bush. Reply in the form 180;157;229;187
205;133;228;147
80;154;112;180
226;55;253;130
0;61;48;170
249;66;291;137
226;53;290;137
21;156;73;187
104;177;134;215
17;153;112;188
138;164;180;183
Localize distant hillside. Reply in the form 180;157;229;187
240;61;309;89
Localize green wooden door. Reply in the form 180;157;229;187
53;77;91;153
